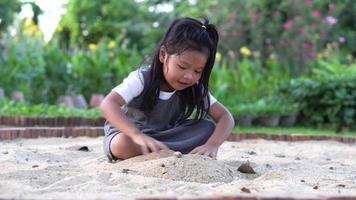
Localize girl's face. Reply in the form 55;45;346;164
159;49;208;91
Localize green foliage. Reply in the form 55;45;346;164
210;57;291;106
0;0;21;35
0;35;47;103
0;98;100;117
58;0;164;53
0;30;142;104
70;40;142;100
276;59;356;129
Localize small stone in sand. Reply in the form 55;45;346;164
237;161;256;174
65;145;89;152
121;169;132;174
32;165;39;168
173;151;182;158
241;187;251;193
313;186;319;190
274;154;286;158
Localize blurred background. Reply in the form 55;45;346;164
0;0;355;132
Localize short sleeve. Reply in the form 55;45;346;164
209;92;217;106
112;70;144;104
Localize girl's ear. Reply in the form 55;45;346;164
159;46;167;63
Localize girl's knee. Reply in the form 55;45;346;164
110;134;141;160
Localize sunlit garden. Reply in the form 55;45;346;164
1;0;356;199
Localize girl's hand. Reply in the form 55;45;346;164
130;133;169;155
189;144;219;159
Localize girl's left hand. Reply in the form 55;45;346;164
189;144;219;159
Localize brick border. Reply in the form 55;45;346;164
0;115;105;127
227;133;356;144
0;127;103;140
0;127;355;144
136;196;356;200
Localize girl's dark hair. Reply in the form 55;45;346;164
141;17;219;122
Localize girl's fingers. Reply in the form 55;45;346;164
140;145;149;155
211;152;217;159
156;141;168;150
189;147;200;154
203;151;211;157
147;140;159;153
194;149;205;155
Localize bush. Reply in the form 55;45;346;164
276;58;356;130
0;20;142;104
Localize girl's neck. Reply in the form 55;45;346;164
160;82;175;92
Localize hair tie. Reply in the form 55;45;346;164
202;25;207;29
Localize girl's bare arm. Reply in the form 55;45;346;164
100;91;142;138
206;101;235;146
100;91;168;154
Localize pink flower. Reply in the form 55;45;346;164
309;52;317;57
229;12;237;20
294;16;301;21
338;36;346;43
304;52;317;58
298;28;305;35
231;30;238;37
302;42;313;49
249;11;258;21
312;10;321;18
329;3;336;10
283;20;293;30
325;16;337;25
304;0;312;5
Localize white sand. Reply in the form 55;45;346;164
0;136;356;199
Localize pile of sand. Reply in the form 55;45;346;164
102;152;256;183
1;136;356;199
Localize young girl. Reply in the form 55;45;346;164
100;17;234;161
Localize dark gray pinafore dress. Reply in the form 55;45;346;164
103;69;215;161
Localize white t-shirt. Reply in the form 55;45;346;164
112;69;217;105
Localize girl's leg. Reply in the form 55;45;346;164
109;133;142;160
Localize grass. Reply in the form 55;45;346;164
233;126;356;137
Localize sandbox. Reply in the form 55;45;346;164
1;130;355;200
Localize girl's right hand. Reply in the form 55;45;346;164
130;132;169;155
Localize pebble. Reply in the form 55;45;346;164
241;187;251;193
173;151;182;158
237;161;256;174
